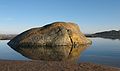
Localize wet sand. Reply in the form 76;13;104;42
0;60;120;71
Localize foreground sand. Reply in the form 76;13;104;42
0;60;120;71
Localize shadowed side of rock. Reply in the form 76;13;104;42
8;22;91;48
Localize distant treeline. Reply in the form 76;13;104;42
0;34;17;40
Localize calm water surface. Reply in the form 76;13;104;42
0;38;120;67
0;40;29;60
79;38;120;67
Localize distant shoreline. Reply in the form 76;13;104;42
0;34;16;40
85;30;120;40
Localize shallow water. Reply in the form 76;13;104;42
79;38;120;67
0;38;120;67
0;40;29;60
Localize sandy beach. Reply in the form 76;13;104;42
0;60;120;71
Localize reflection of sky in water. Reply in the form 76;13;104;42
79;38;120;67
0;40;29;60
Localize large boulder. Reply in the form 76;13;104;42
8;22;91;48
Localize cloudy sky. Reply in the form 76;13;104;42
0;0;120;34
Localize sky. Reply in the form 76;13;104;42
0;0;120;34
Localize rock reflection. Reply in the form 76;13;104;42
11;45;90;61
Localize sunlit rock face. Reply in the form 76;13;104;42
11;45;90;61
8;22;91;48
